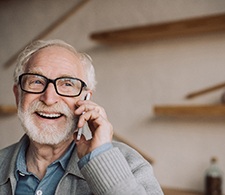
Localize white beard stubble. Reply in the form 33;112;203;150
18;100;78;145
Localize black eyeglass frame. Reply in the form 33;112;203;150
18;73;87;97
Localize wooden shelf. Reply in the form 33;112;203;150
90;13;225;44
154;105;225;117
162;187;202;195
0;105;17;115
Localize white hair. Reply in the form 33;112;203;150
13;39;97;91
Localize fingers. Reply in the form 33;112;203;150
79;110;104;127
75;100;107;119
74;99;113;137
74;99;113;157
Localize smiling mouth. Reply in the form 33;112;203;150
36;112;63;119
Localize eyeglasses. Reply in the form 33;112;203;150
19;73;87;97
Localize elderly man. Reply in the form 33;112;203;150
0;39;163;195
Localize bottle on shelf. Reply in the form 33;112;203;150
205;157;223;195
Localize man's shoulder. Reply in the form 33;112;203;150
112;140;131;150
0;142;18;161
111;140;149;165
112;140;140;155
0;142;18;152
0;135;27;165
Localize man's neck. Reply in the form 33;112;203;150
26;137;74;180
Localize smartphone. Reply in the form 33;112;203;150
76;93;91;140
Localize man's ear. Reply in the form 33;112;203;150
13;84;19;106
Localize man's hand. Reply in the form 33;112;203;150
74;99;113;159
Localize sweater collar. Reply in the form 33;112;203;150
0;134;85;187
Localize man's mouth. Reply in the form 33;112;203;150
36;112;63;119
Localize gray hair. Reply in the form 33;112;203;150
13;39;96;91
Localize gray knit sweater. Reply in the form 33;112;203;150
0;135;163;195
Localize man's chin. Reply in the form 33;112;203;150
25;126;75;145
28;133;73;145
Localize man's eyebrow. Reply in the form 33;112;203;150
29;73;77;79
58;74;77;78
26;70;42;75
26;70;77;78
27;67;42;74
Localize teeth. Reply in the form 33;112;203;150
38;112;61;118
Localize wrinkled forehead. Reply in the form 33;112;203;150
25;46;86;79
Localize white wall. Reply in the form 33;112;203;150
1;0;225;192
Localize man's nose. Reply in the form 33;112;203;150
39;83;60;105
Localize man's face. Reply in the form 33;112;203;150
14;46;87;145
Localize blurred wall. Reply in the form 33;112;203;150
1;0;225;192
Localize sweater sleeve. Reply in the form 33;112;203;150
80;144;163;195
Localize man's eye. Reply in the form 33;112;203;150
64;82;73;87
29;79;44;86
59;79;75;87
34;80;42;84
